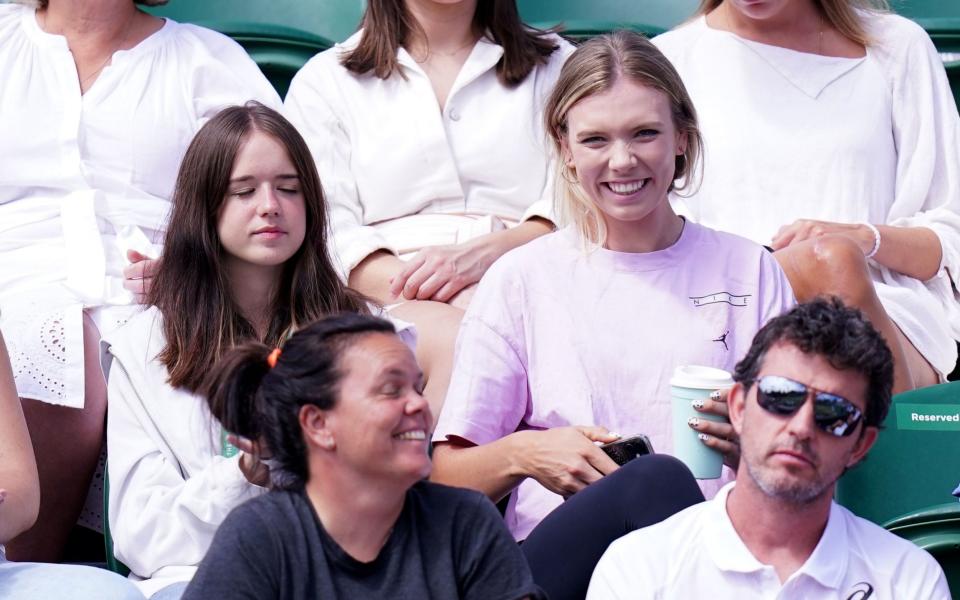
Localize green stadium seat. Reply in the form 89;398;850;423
884;503;960;597
145;0;366;96
102;469;130;577
517;0;699;39
835;381;960;525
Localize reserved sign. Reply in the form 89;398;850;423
896;403;960;431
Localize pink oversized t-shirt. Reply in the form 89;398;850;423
433;223;795;539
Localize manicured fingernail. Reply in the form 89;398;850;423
710;390;722;401
608;431;621;439
692;399;704;409
698;433;709;441
688;417;699;428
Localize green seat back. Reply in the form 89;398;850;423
517;0;699;39
835;381;960;525
145;1;366;96
884;503;960;597
103;469;131;577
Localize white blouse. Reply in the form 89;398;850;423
0;4;280;407
284;31;573;276
654;13;960;377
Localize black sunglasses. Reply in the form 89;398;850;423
751;375;863;438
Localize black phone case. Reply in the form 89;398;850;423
601;435;654;466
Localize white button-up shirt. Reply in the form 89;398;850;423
587;482;951;599
284;31;573;275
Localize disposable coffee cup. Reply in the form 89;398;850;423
670;365;734;479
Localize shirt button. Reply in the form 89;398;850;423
449;108;461;121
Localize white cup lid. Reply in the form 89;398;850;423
670;365;734;390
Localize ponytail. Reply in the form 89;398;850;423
200;342;273;442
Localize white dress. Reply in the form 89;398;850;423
104;306;415;596
654;13;960;377
284;31;574;277
0;4;281;408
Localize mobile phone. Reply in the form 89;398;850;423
600;434;654;466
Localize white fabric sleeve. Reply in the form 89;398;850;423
758;250;797;323
284;58;395;279
182;25;282;120
105;356;261;579
521;39;576;226
432;263;530;445
884;21;960;287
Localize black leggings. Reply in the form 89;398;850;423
520;454;704;600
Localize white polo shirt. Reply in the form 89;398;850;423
587;483;950;599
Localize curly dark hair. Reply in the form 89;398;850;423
201;313;397;490
733;297;894;428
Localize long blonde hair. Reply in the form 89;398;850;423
694;0;889;47
544;31;703;247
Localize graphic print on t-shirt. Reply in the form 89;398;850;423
689;292;752;307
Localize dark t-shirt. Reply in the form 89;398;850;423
182;481;543;600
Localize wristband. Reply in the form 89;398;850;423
862;223;881;259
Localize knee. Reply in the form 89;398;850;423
786;236;874;304
614;455;703;502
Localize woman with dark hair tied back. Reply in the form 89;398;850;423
103;103;449;600
284;0;573;316
181;313;542;600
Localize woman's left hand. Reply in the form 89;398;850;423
688;388;740;470
389;237;501;303
770;219;874;254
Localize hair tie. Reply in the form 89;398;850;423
266;348;282;368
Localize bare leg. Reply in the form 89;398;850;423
774;236;938;393
6;314;107;562
388;300;463;426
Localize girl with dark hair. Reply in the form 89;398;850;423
103;103;446;600
0;0;279;561
284;0;572;312
180;313;541;600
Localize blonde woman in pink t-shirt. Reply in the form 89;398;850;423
431;31;795;600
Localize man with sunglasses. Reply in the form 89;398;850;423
588;298;950;599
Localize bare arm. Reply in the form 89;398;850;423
0;332;40;543
871;225;942;281
771;221;942;281
431;426;620;502
350;218;555;306
348;250;406;305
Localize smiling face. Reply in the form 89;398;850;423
561;77;685;249
321;332;432;486
730;343;878;505
217;129;307;281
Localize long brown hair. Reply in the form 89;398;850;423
341;0;560;87
545;31;703;247
694;0;890;47
150;102;368;392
